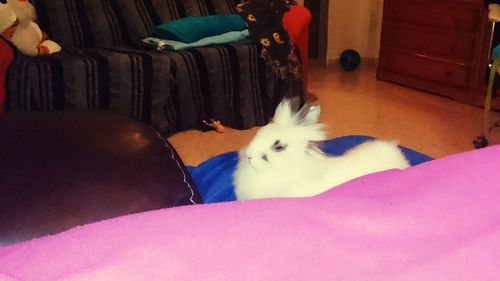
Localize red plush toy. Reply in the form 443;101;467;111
0;37;13;112
0;1;16;112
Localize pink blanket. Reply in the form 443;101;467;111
1;146;500;280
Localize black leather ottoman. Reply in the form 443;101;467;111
0;111;202;246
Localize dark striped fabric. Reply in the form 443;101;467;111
167;42;301;132
8;0;303;134
32;0;239;47
32;0;130;47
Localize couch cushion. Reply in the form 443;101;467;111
6;44;303;134
32;0;239;47
32;0;130;47
114;0;182;46
6;46;175;133
179;0;237;17
0;111;201;246
168;42;303;131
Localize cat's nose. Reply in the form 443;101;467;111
246;153;254;164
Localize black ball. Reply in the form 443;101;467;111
339;49;361;71
473;135;488;149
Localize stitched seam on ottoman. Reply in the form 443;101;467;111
155;131;197;205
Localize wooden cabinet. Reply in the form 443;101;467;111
377;0;500;109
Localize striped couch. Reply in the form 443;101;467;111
4;0;304;134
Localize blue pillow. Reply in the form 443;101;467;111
188;135;433;203
151;14;247;44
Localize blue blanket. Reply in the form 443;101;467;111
188;135;433;203
143;30;249;51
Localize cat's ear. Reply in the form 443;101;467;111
272;99;295;125
273;96;304;124
301;104;321;126
293;102;321;126
288;96;302;113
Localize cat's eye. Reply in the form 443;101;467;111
272;140;287;152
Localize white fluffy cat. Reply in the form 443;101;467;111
233;99;409;200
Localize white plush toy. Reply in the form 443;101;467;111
233;99;410;200
0;1;17;37
3;0;61;56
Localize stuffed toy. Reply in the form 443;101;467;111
2;0;61;56
0;1;16;36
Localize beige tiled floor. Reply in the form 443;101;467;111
168;60;500;166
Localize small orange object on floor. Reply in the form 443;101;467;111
203;118;225;133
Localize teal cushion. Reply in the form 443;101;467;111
493;43;500;60
151;14;247;44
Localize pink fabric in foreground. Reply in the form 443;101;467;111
1;146;500;280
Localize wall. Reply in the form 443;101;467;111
326;0;384;64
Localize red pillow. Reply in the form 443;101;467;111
283;5;312;93
0;37;14;112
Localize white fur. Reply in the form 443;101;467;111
233;99;410;200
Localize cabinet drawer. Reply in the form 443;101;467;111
380;23;476;61
383;0;480;33
379;47;469;88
